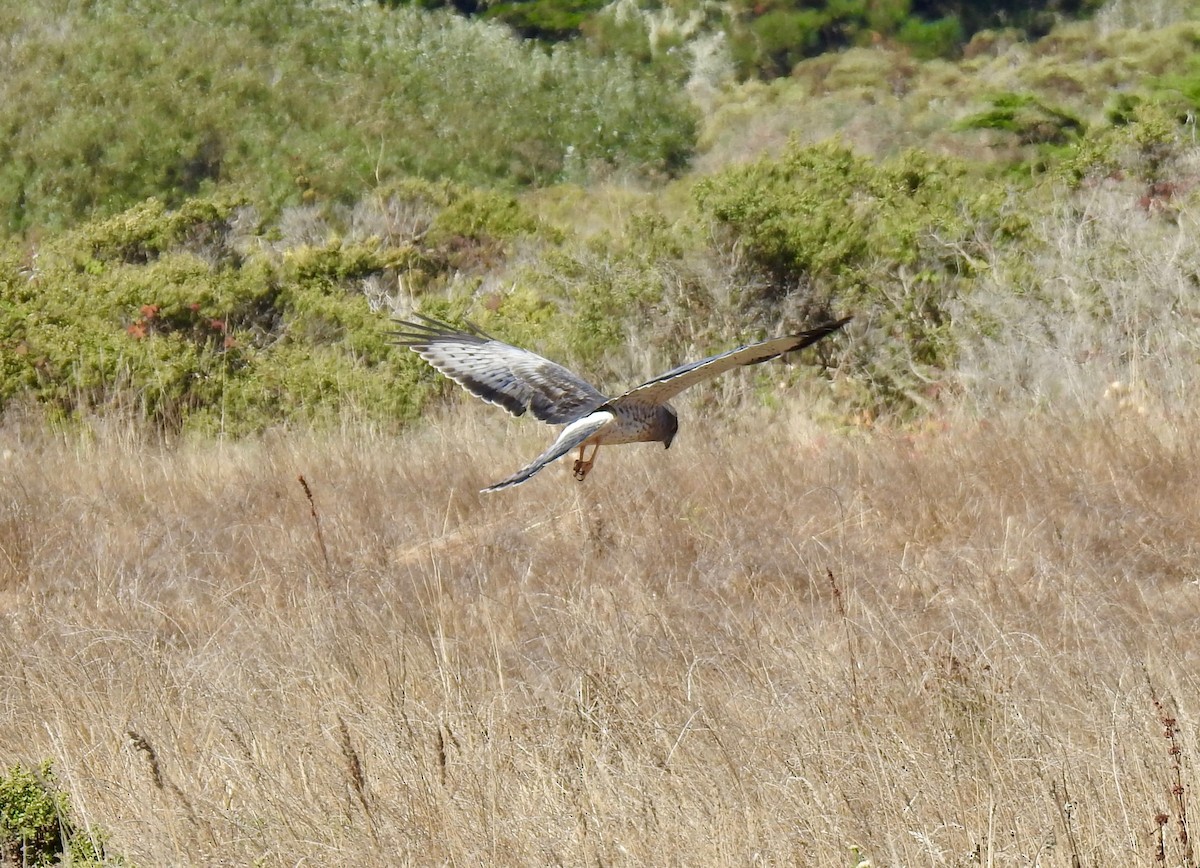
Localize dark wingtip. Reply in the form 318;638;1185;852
464;378;529;418
790;314;853;351
819;314;853;333
390;314;491;347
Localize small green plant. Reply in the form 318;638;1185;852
0;760;109;866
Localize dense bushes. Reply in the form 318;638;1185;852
386;0;1107;77
4;105;1194;430
0;176;855;432
724;0;1106;75
0;1;696;233
2;1;1198;432
0;194;466;434
695;142;1024;408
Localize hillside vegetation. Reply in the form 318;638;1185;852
3;0;1200;864
0;2;695;232
3;0;1200;435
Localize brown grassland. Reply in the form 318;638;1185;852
5;3;1200;865
2;390;1199;866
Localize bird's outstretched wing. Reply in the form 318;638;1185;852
393;315;609;424
614;316;851;407
481;411;615;493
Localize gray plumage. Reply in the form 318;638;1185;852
393;314;851;492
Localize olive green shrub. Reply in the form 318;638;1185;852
956;93;1086;146
0;761;112;866
0;195;456;433
694;141;1026;410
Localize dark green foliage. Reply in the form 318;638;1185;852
724;0;1104;76
730;7;828;79
895;15;963;60
438;0;1108;80
484;0;608;40
377;0;1100;80
0;761;109;866
929;0;1107;41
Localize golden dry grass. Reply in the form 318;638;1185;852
2;400;1199;866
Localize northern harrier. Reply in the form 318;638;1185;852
394;315;851;492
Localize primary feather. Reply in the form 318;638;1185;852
615;316;853;406
392;315;608;424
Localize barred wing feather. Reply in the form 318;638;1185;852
393;316;609;425
615;316;851;407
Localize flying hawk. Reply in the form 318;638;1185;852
394;315;851;492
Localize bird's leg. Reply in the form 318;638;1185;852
579;443;599;479
573;443;600;481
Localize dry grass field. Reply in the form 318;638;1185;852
2;394;1199;866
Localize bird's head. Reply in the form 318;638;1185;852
659;405;679;449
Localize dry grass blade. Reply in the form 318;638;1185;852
298;474;332;584
1;403;1199;865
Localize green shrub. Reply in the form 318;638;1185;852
483;0;607;39
0;760;110;866
445;203;729;393
956;92;1086;146
694;141;1024;410
0;195;439;434
0;179;594;433
1062;102;1192;189
723;0;1104;78
730;7;828;78
423;186;550;272
896;15;964;60
694;141;1009;294
65;195;247;266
